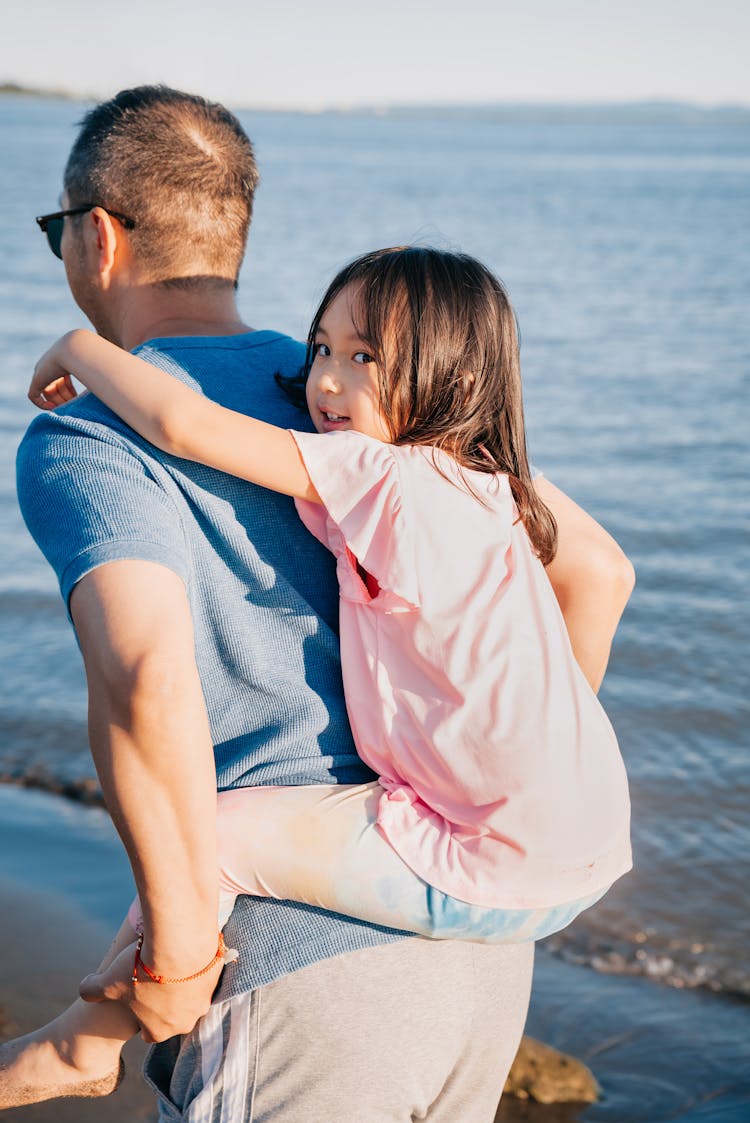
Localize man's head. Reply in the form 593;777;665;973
62;85;259;287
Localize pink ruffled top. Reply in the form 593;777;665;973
293;431;631;909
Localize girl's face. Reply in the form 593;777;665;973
306;285;391;443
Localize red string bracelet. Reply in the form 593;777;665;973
131;932;233;986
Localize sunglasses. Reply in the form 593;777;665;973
35;206;136;259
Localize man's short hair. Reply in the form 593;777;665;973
64;85;260;284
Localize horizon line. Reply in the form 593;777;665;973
2;81;749;115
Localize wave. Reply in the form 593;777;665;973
543;924;750;1003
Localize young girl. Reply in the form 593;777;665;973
5;247;631;1104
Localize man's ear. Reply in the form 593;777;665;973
88;207;128;288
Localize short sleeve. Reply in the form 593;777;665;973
290;430;419;608
16;410;189;617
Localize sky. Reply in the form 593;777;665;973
2;0;748;110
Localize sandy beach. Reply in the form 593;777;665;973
0;785;156;1120
0;877;154;1123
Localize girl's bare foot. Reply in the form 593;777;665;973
0;1009;126;1109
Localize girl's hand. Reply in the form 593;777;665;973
29;334;82;410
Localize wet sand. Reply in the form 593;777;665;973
0;786;154;1119
0;879;154;1122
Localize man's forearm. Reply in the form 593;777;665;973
86;672;219;968
72;562;220;974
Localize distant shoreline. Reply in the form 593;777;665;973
2;82;749;124
0;81;81;102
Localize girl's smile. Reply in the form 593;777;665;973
306;285;391;443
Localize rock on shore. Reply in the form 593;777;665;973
504;1036;600;1104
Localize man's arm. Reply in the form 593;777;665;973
535;477;635;692
71;560;223;1040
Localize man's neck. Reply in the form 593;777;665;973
114;281;253;351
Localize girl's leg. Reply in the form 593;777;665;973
217;781;440;933
0;915;139;1108
216;782;607;942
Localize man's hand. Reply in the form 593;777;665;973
80;941;224;1043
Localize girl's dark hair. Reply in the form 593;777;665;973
283;246;557;564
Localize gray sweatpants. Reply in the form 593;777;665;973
145;938;534;1122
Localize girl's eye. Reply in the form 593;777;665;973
313;342;330;358
353;351;375;365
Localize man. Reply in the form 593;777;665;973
16;86;633;1120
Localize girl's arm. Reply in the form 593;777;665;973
535;476;635;692
30;329;321;504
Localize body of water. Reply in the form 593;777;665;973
0;95;748;1120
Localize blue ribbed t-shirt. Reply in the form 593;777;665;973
16;329;402;999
